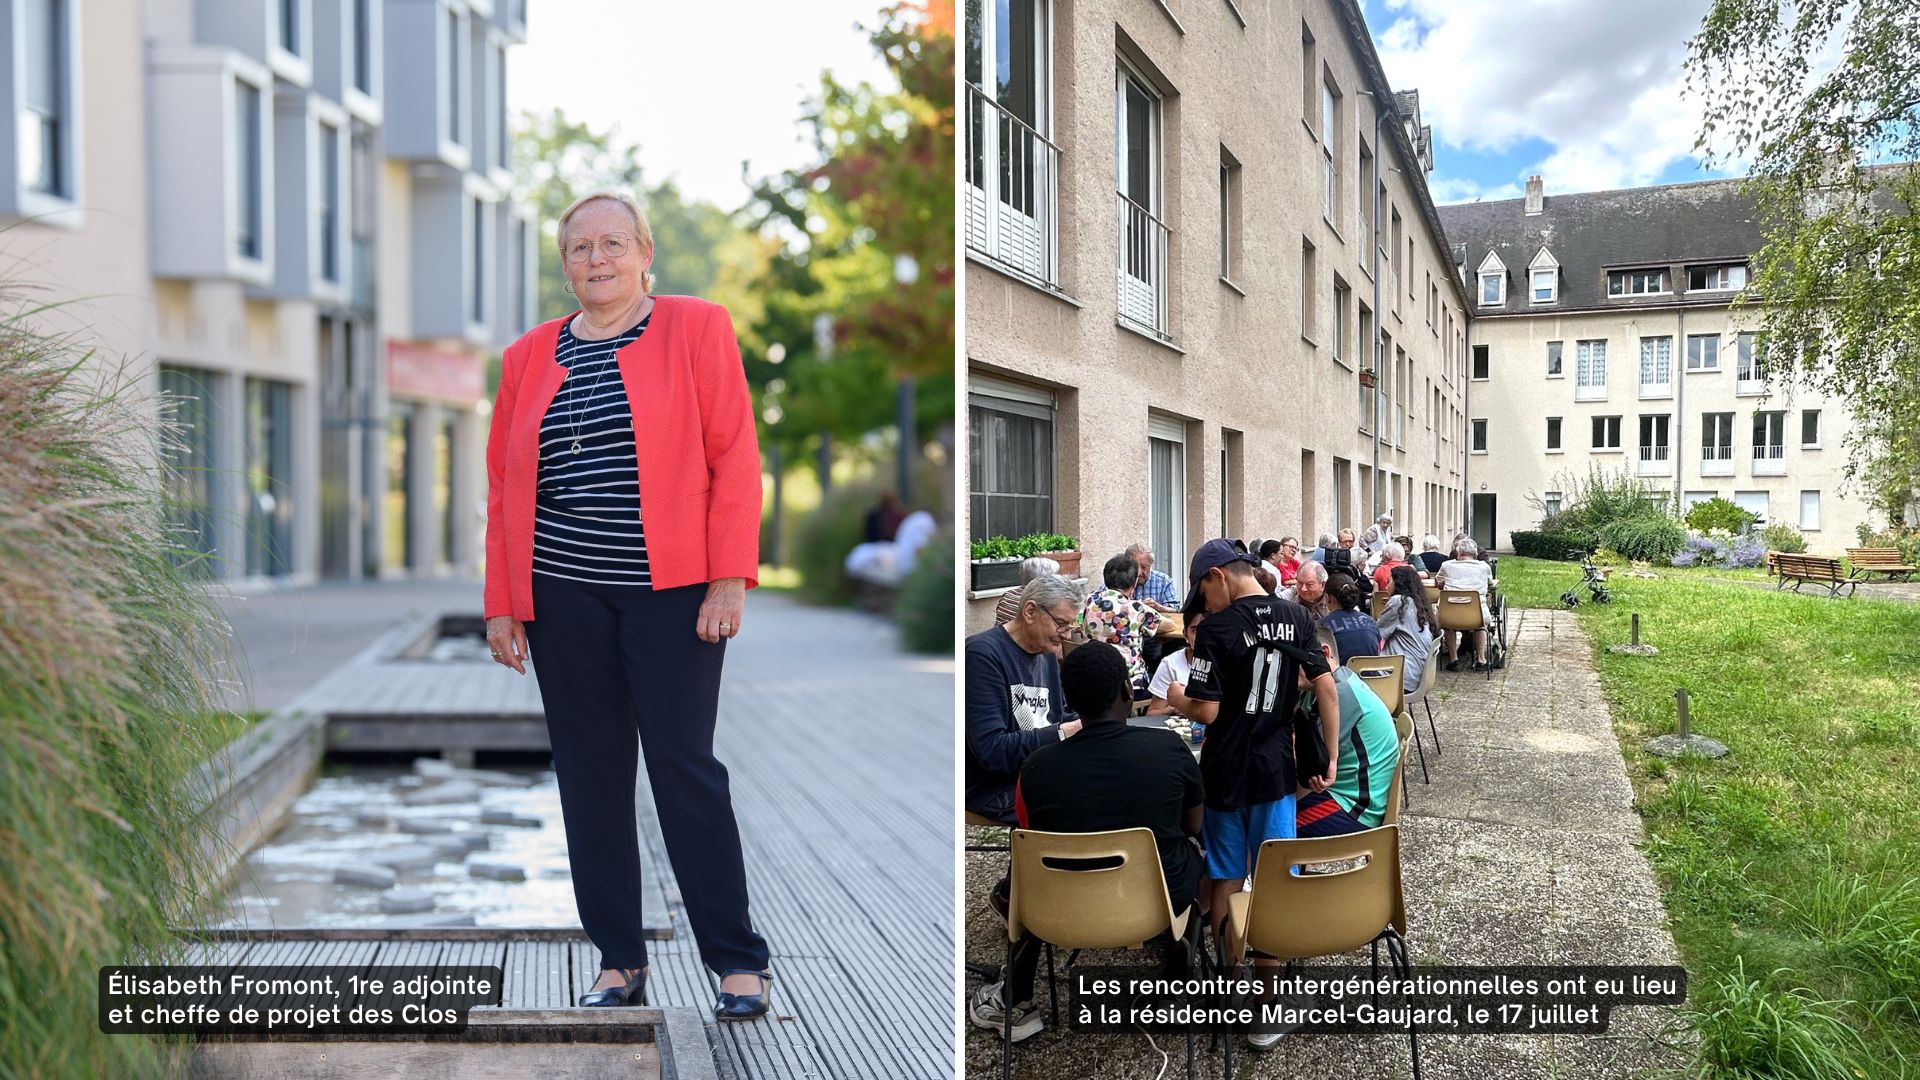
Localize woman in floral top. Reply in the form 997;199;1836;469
1081;552;1163;697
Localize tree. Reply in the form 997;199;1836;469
1688;1;1920;525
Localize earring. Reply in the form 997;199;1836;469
564;280;575;295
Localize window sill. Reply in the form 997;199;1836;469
967;250;1082;308
1471;377;1489;383
968;577;1089;602
1301;333;1321;349
1118;317;1184;354
1219;275;1246;297
1685;366;1720;374
1546;372;1564;379
1470;450;1488;456
1221;0;1247;28
1801;444;1822;451
1592;448;1624;454
1323;217;1345;245
1545;448;1564;455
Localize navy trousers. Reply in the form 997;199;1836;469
523;573;771;976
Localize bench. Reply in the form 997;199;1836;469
847;565;902;613
1771;553;1858;598
1845;547;1917;582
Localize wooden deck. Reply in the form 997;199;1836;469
204;593;955;1079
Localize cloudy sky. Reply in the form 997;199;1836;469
1362;0;1724;204
506;2;894;211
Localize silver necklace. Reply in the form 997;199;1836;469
562;314;648;454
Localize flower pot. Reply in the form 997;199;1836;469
970;558;1023;592
1358;369;1377;388
1044;550;1082;579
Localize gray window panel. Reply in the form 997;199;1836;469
969;397;1054;542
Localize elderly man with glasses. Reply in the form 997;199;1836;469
1124;542;1182;613
964;574;1086;825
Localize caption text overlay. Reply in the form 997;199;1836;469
99;966;504;1035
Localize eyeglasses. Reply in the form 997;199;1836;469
564;234;636;263
1032;607;1076;632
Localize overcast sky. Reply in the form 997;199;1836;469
1363;0;1727;203
506;2;894;211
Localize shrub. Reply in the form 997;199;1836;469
1598;516;1688;563
896;527;954;654
1855;526;1920;568
1727;533;1768;569
1686;496;1759;535
792;476;888;605
0;292;231;1076
1509;529;1597;560
1672;533;1729;568
1760;522;1808;554
969;532;1079;561
1542;464;1673;540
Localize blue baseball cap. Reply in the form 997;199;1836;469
1184;538;1258;618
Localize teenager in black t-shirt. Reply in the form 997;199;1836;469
968;642;1203;1043
1179;539;1338;937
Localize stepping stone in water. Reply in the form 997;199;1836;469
451;768;537;788
402;780;481;806
354;812;391;828
413;757;457;779
396;818;454;834
373;844;444;871
333;864;398;890
479;809;542;828
448;832;492;852
378;887;436;914
428;838;473;862
469;862;527;882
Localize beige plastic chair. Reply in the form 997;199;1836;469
1347;654;1405;716
1224;826;1422;1078
1435;588;1493;680
1004;828;1200;1079
1369;589;1391;620
1384;712;1413;822
1422;579;1440;606
1410;636;1443;759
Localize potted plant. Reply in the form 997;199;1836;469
1027;533;1082;579
967;535;1022;592
1358;368;1378;389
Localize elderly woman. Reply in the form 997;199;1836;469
1416;534;1446;575
1437;538;1494;671
482;191;772;1019
994;555;1063;625
1370;541;1410;593
1081;552;1163;698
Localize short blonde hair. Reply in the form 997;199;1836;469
557;190;656;293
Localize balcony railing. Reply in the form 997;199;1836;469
964;86;1061;289
1116;192;1171;338
1574;382;1607;402
1700;444;1733;476
1753;443;1787;476
1736;369;1768;396
1639;379;1672;399
1636;443;1672;475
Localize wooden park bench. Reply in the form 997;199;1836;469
1771;553;1858;598
1845;547;1917;583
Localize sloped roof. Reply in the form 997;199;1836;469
1437;177;1763;314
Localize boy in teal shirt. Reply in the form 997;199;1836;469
1295;628;1401;834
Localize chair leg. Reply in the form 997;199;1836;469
1186;1030;1197;1080
1413;721;1431;784
1385;932;1422;1080
1424;695;1441;755
1002;939;1015;1080
1045;943;1058;1030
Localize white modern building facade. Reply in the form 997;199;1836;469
1440;176;1872;553
1;0;534;584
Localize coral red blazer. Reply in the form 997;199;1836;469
484;295;761;621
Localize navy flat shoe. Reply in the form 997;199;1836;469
578;965;648;1007
714;969;774;1020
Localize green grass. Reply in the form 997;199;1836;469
1497;556;1920;1077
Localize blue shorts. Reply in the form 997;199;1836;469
1203;796;1297;881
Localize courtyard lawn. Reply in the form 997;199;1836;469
1498;555;1920;1077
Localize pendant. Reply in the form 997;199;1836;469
570;440;582;455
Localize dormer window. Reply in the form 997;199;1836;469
1527;246;1559;304
1687;263;1748;291
1608;268;1668;296
1476;250;1506;306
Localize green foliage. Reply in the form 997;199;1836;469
1598;516;1689;563
1688;960;1870;1080
0;288;232;1076
792;477;887;606
1688;0;1920;520
1536;464;1673;540
1687;497;1760;535
896;527;954;654
969;533;1078;561
1760;522;1809;554
1854;526;1920;567
1508;529;1597;561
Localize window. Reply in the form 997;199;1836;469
1608;268;1668;296
1734;491;1769;524
20;0;71;197
1753;411;1785;450
1471;344;1489;380
1575;339;1607;399
1219;150;1241;281
1331;278;1349;367
1592;415;1622;450
1546;416;1562;451
968;381;1055;542
1357;138;1374;244
1356;304;1373;430
494;43;509;170
1800;490;1820;530
1478;270;1503;305
1736;332;1766;392
1300;22;1316;129
446;7;461;144
1300;238;1318;341
1544;490;1563;517
1688;264;1748;291
1321;78;1339;225
279;0;299;54
317;122;340;281
1683;490;1717;510
233;79;263;259
1546;340;1563;377
1686;334;1719;371
245;378;294;577
1531;268;1556;303
1470;418;1487;453
353;0;373;93
1638;414;1671;462
470;198;485;323
159;366;219;566
1702;412;1733;459
1801;408;1821;447
1116;62;1166;334
1639;336;1673;394
1148;414;1187;579
963;0;1055;284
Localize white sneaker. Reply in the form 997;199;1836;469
968;982;1044;1043
1245;1029;1286;1051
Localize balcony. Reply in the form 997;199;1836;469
383;0;469;169
149;47;276;286
261;90;351;305
313;0;384;125
1636;444;1672;477
1700;444;1734;477
964;86;1061;290
491;0;527;44
1639;380;1671;400
1752;444;1787;476
407;172;492;344
1736;373;1769;397
1116;192;1171;339
1574;383;1607;402
193;0;313;87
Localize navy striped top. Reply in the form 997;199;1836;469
532;313;652;586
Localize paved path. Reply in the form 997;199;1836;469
963;607;1690;1079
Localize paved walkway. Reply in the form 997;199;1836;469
963;607;1690;1079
